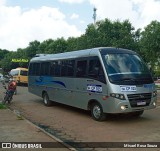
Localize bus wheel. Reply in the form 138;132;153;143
91;102;106;121
43;93;52;106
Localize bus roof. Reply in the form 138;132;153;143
30;47;137;63
11;67;28;71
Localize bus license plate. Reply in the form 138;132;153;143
137;101;146;106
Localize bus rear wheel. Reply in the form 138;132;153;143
43;92;52;106
91;102;106;121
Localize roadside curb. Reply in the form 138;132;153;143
9;107;77;151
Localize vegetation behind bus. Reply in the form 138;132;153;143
0;19;159;77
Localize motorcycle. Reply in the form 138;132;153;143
2;81;15;104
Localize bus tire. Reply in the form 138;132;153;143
91;102;106;121
43;92;52;106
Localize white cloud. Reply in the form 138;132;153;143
0;0;6;6
1;0;160;51
89;0;160;29
0;5;82;51
59;0;85;4
132;0;160;28
70;13;79;19
80;20;85;24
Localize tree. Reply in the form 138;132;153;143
84;19;139;51
25;40;40;58
37;39;53;54
1;51;18;72
66;37;79;51
0;49;9;60
84;24;100;48
47;38;67;54
140;21;160;68
0;49;9;69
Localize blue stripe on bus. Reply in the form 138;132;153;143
35;76;66;88
51;81;66;88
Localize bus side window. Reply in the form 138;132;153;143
76;60;87;77
55;61;61;77
31;63;40;76
29;64;33;75
41;62;50;76
67;60;75;77
35;63;41;76
61;60;68;77
88;59;106;83
50;61;56;76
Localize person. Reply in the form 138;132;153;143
8;76;17;98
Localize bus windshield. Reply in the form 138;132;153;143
102;53;153;85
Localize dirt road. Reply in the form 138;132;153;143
0;84;160;151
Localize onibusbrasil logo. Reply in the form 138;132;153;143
11;59;29;63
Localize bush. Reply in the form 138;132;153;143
0;103;7;109
154;70;160;78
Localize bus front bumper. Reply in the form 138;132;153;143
102;97;157;114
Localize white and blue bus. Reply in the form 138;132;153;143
28;47;157;121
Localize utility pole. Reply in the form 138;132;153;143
93;7;97;25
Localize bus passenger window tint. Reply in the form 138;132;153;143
55;61;61;76
41;62;50;76
35;63;40;76
50;62;56;76
29;63;40;76
61;61;68;76
67;60;75;76
88;59;106;83
76;60;87;77
89;59;100;78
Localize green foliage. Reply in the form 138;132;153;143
25;40;41;58
0;18;159;74
84;19;140;51
66;37;78;51
0;49;9;60
46;38;67;54
139;21;160;67
0;103;7;109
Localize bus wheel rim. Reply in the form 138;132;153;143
93;105;101;119
44;95;48;104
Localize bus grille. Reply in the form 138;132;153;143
127;93;152;107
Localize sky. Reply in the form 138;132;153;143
0;0;160;51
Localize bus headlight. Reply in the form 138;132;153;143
120;105;126;111
153;91;157;97
110;93;126;100
153;102;156;106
